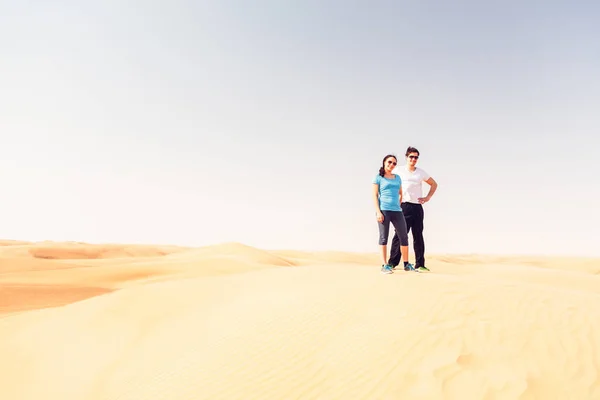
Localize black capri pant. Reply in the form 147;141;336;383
378;210;409;246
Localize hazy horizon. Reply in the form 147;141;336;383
1;1;599;257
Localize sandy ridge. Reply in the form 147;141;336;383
0;240;599;399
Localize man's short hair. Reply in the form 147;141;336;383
405;146;419;156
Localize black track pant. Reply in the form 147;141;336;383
388;202;425;267
377;210;408;246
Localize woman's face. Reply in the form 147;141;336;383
384;157;397;173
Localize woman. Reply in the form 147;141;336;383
372;154;415;274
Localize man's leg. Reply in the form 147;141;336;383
412;204;426;269
390;210;416;272
387;230;401;267
401;202;413;261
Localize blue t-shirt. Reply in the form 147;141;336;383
373;174;402;211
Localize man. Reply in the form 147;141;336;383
389;146;438;272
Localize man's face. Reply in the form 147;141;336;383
407;152;419;167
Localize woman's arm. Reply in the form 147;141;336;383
399;183;403;204
373;183;384;222
373;183;381;212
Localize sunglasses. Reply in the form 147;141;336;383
386;160;397;165
408;155;419;160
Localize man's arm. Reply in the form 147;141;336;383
418;177;438;204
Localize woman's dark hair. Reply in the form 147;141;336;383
379;154;397;176
405;146;420;156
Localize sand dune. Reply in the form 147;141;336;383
0;241;187;260
0;239;32;246
1;241;599;399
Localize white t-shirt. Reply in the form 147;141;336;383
393;165;430;204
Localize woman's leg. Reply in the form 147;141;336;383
377;211;391;266
390;211;412;267
380;245;388;266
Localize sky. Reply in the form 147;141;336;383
1;0;599;256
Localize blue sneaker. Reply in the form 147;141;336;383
381;264;394;274
404;263;418;272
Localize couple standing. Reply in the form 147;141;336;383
372;146;438;274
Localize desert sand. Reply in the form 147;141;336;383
0;240;599;399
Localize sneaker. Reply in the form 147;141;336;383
381;264;394;274
416;266;430;272
403;263;417;272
